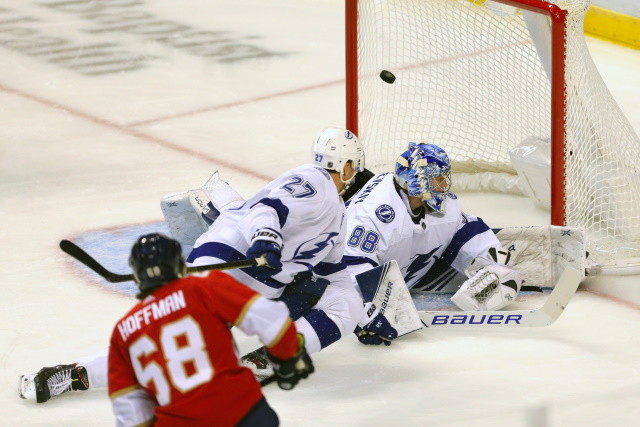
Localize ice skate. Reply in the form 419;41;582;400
19;364;89;403
240;347;273;381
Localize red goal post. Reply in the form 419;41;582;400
345;0;640;272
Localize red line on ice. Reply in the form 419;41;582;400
0;82;281;182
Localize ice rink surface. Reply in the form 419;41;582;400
2;1;640;425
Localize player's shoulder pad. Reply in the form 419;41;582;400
349;172;393;206
442;192;463;216
286;163;331;181
304;165;335;191
312;165;332;180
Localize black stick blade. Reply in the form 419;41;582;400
59;240;262;283
59;240;133;283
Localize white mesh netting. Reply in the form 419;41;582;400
350;0;640;269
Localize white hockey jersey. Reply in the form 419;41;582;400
343;172;500;291
187;164;351;299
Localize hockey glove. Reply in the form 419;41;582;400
277;272;330;319
246;228;283;277
452;264;523;311
266;334;315;390
354;313;398;346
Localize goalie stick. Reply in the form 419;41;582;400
418;266;582;328
59;239;267;283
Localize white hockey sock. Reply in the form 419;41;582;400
76;347;109;389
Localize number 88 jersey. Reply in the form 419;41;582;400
342;172;498;290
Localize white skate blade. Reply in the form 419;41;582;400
19;374;36;400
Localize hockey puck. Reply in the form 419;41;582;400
380;70;396;84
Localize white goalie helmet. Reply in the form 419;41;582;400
311;127;365;174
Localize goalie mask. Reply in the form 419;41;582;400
129;233;186;297
394;142;452;213
311;127;365;194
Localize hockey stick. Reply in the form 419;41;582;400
418;267;582;328
59;240;267;283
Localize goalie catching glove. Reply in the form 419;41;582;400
354;312;399;346
451;263;524;311
266;333;314;390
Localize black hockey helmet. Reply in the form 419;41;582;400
129;233;186;297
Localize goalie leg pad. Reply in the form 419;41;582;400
200;170;245;212
161;190;214;248
355;261;423;338
161;171;246;248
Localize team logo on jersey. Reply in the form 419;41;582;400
447;192;457;199
375;204;395;223
292;232;340;261
405;247;440;285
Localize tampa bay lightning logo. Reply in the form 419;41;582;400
375;204;395;223
404;247;440;284
291;232;340;261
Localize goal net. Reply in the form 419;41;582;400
346;0;640;271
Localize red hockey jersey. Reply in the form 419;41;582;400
108;270;298;427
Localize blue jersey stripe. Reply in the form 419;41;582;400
314;261;347;276
438;218;491;266
412;264;459;291
187;241;245;263
187;241;286;290
341;255;379;269
250;197;290;228
303;309;342;349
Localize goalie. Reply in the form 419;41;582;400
344;142;524;346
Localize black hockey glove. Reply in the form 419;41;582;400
266;334;315;390
354;313;398;346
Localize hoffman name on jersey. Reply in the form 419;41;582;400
117;290;187;340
